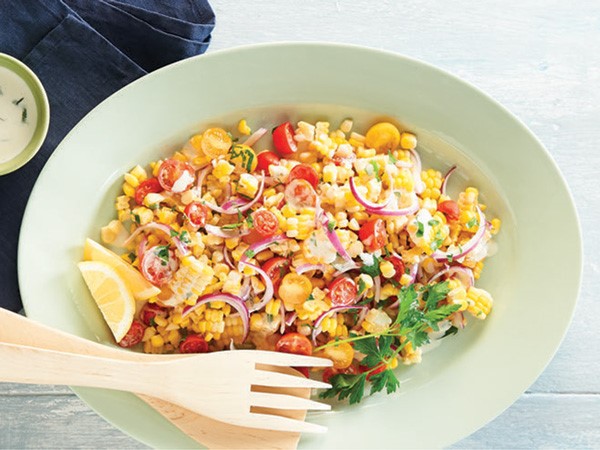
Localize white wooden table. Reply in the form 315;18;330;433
2;0;599;448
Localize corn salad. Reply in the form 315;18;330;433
86;117;500;401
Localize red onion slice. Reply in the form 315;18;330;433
240;276;252;300
408;149;425;194
222;244;235;269
182;293;250;342
440;165;457;196
295;263;329;275
136;236;148;262
332;260;361;277
373;275;381;303
204;173;265;215
221;197;248;211
124;222;190;257
365;193;419;216
428;266;474;288
285;312;298;327
241;127;268;147
238;262;274;313
204;224;250;239
279;301;286;334
319;215;352;263
349;177;394;211
195;165;211;195
238;234;288;269
432;206;486;262
311;305;368;345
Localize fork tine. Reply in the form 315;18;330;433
245;412;328;434
252;351;333;368
250;391;331;411
253;369;331;389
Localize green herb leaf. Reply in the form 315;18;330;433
244;249;255;258
466;217;479;229
416;221;424;238
442;325;459;338
360;254;382;278
222;223;242;230
357;278;367;296
169;229;178;237
423;281;450;311
387;150;398;164
369;369;400;395
327;220;336;233
179;230;191;243
133;214;141;224
21;107;27;123
369;160;381;182
320;372;367;405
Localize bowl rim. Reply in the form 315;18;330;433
0;52;50;175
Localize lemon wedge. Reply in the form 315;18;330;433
83;238;160;301
78;261;135;342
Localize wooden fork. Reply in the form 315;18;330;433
0;308;317;449
0;323;332;435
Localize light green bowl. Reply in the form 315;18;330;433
0;53;49;175
18;43;581;449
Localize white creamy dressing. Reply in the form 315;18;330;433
0;67;37;163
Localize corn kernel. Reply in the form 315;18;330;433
122;182;135;198
380;260;396;279
238;119;251;135
150;335;165;347
400;132;417;149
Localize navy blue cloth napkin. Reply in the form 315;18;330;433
0;0;215;312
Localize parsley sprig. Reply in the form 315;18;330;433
318;282;458;404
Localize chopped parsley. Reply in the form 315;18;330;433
357;278;367;296
387;150;398;164
21;107;27;124
222;222;243;230
360;254;381;278
416;221;424;238
327;220;336;233
133;214;141;224
12;97;24;106
156;245;170;266
244;249;255;258
369;160;381;182
466;217;479;229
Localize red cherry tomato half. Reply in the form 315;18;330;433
252;209;279;237
184;202;209;229
157;159;195;193
272;122;297;155
438;200;460;221
293;367;310;378
276;332;313;356
359;362;386;381
386;255;406;282
179;334;209;353
322;364;359;383
284;179;317;208
261;257;290;290
139;303;167;326
358;218;387;252
141;246;179;286
134;178;162;205
118;320;145;348
287;164;319;189
328;276;358;306
256;150;280;173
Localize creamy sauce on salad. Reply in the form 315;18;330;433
0;67;38;163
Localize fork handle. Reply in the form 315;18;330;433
0;342;155;395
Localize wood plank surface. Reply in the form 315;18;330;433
2;0;599;448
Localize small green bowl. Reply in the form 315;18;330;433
0;53;50;175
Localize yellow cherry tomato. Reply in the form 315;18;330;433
365;122;400;152
321;340;354;369
278;273;312;309
228;144;258;172
201;127;232;158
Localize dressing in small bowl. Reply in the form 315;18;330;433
0;53;49;175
